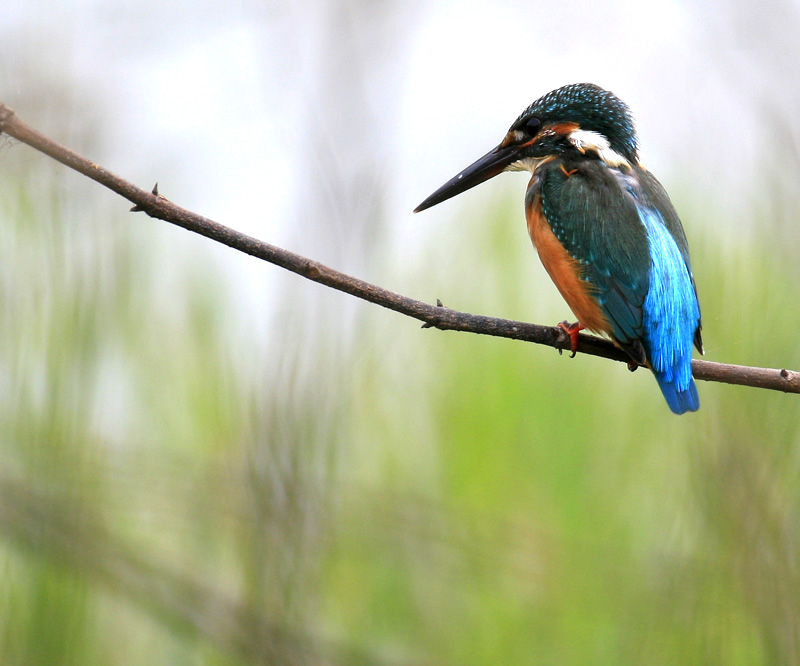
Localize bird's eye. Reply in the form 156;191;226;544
524;117;541;134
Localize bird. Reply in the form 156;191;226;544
414;83;703;414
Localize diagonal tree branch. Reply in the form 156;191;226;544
1;102;798;396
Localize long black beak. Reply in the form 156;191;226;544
413;142;521;213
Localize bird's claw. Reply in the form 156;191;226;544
557;320;584;358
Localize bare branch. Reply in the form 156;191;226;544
1;102;798;396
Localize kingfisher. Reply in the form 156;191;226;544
414;83;703;414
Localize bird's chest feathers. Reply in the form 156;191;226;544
524;157;641;266
524;172;611;334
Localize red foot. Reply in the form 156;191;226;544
557;321;584;358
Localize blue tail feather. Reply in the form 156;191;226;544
655;372;699;414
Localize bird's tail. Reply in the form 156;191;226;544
654;371;699;415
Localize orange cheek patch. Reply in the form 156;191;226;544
548;121;580;136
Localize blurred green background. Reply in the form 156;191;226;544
2;1;800;664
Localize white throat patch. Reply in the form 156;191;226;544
568;129;631;169
506;156;552;174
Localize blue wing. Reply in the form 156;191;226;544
637;205;701;413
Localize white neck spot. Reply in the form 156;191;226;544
568;129;630;168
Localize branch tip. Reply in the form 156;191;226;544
0;103;15;127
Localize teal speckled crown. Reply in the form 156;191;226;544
514;83;638;162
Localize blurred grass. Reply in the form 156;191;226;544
330;195;800;665
1;156;800;666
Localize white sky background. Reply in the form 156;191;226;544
0;1;753;221
2;0;799;340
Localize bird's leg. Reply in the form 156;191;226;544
557;321;584;358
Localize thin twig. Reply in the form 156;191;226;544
1;102;798;396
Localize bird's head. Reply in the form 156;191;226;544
414;83;639;213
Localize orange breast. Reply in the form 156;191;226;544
526;193;611;335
